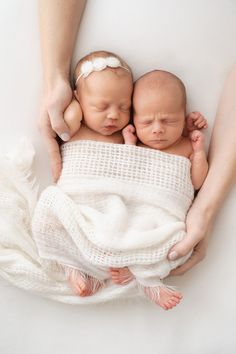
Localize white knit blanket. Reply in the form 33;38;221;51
0;139;194;303
33;141;194;285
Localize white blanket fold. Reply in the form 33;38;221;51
0;139;194;303
33;140;194;283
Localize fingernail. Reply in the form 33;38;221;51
60;133;70;142
169;251;178;260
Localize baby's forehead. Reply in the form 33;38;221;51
135;75;178;94
133;70;186;105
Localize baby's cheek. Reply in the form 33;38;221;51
124;112;131;123
136;127;146;142
64;102;83;137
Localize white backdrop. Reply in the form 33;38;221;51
0;1;236;353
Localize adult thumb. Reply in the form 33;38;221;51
168;236;197;261
53;117;71;142
49;106;71;142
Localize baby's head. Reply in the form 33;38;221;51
73;50;133;136
133;70;186;150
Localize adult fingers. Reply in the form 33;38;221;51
47;136;62;183
48;104;71;142
46;82;73;141
169;240;207;276
38;110;62;182
168;234;200;262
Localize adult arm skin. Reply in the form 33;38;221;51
168;63;236;275
38;0;86;182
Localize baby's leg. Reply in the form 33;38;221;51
138;282;183;310
122;124;138;145
110;267;134;285
68;268;104;297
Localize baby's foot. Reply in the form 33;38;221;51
122;124;137;145
68;269;104;297
140;285;183;310
189;129;205;153
186;111;208;132
110;267;134;285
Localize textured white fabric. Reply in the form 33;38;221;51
0;139;137;304
0;139;194;302
32;140;194;284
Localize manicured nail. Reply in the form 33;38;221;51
60;133;70;142
169;251;178;260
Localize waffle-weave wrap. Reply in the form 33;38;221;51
32;140;194;278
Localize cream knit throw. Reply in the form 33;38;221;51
0;139;194;303
33;140;194;285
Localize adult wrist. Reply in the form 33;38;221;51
193;188;220;223
43;72;71;93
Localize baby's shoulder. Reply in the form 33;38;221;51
167;136;193;159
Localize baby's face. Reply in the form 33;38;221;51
75;69;133;136
133;87;185;150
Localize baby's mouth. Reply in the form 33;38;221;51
150;139;166;143
104;125;117;129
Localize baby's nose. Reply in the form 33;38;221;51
152;122;164;134
107;107;119;120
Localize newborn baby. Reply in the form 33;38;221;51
123;70;208;188
61;50;133;296
110;70;208;309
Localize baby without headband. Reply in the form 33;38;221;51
75;56;130;85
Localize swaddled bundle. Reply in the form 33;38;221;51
0;139;194;303
32;140;194;289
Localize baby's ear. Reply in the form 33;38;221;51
182;119;189;137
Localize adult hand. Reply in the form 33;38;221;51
39;77;72;182
168;203;212;276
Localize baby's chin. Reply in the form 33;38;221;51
100;127;121;136
141;139;169;150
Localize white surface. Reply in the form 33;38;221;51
0;0;236;353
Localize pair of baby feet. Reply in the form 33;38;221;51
109;267;182;310
68;267;182;310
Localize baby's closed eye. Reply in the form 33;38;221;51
162;118;180;125
120;105;130;112
141;119;153;125
93;104;108;111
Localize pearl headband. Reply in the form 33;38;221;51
75;56;130;85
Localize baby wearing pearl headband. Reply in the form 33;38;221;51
62;50;133;141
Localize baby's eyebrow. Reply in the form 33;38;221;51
139;115;154;120
92;102;108;107
138;118;153;123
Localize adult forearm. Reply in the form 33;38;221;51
191;151;208;190
39;0;86;88
168;64;236;270
194;63;236;218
